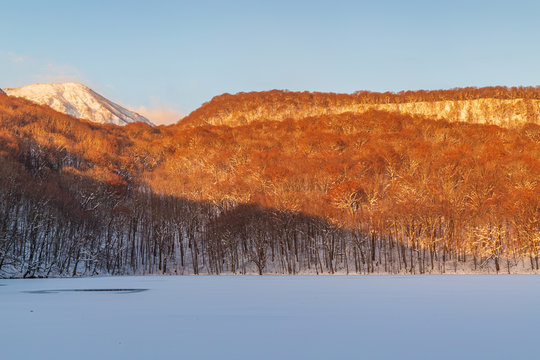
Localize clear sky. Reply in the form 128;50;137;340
2;0;539;124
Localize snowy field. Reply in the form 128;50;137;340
1;276;539;360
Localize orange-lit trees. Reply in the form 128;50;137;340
1;90;539;277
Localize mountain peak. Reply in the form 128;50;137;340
4;82;153;126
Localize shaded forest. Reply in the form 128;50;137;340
0;87;539;277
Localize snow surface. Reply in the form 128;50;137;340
4;82;153;126
1;276;539;360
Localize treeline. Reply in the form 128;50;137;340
0;92;539;277
353;85;540;103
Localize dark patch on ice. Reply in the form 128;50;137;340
23;288;148;294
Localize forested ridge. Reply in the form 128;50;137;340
180;86;540;127
0;87;539;277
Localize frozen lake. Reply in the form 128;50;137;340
1;276;539;360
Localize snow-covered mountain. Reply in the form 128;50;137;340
4;82;153;126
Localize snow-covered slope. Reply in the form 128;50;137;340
0;88;5;95
4;83;153;126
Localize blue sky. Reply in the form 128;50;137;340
1;0;539;123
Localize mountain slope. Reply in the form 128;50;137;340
0;88;539;277
179;87;540;128
4;82;153;126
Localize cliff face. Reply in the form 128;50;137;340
192;98;540;128
180;88;540;128
370;98;540;127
